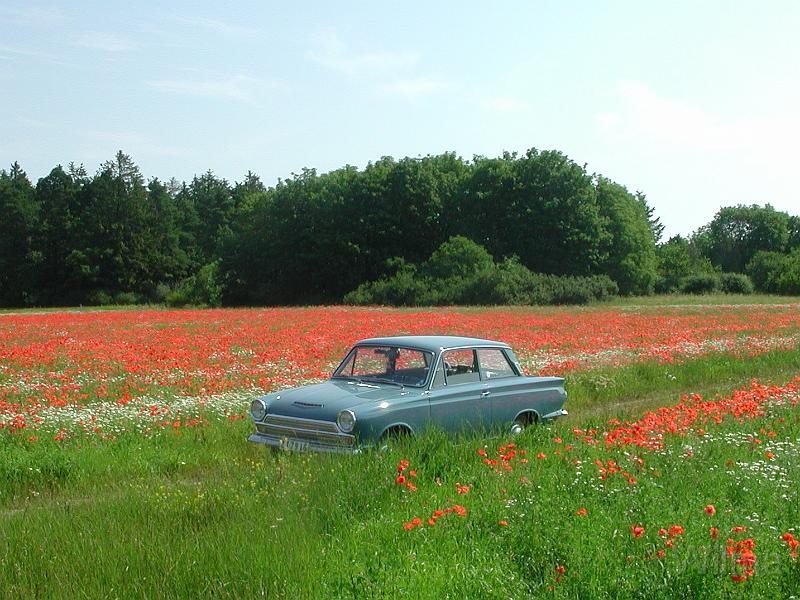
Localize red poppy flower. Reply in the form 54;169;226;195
631;525;645;538
668;525;684;537
704;504;716;516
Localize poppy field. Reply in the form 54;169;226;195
2;301;800;598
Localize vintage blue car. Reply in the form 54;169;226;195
249;335;567;453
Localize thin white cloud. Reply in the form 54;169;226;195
147;75;266;105
171;15;256;37
307;30;419;77
16;116;50;128
596;80;800;167
480;95;528;113
596;81;734;148
591;80;800;236
74;32;140;52
0;43;71;66
380;77;449;101
0;6;67;25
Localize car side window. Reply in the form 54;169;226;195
478;348;517;379
442;349;479;385
431;361;446;388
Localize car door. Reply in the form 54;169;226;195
427;348;492;432
476;347;527;425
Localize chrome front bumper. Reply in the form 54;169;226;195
248;432;358;453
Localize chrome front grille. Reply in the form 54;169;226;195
256;414;354;446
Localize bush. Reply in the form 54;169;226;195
345;241;619;306
679;274;721;294
460;258;534;305
746;251;787;292
746;250;800;294
775;256;800;295
153;283;172;303
86;289;113;306
719;273;754;294
165;261;223;308
344;264;433;306
654;277;677;294
113;291;140;305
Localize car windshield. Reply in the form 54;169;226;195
333;345;433;387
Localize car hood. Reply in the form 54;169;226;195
260;379;416;421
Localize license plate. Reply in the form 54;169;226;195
284;438;310;452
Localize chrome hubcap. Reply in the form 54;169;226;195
510;422;524;435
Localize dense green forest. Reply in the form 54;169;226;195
1;150;798;308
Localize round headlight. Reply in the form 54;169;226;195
337;409;356;433
250;399;267;421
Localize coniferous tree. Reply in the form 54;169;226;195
0;163;39;306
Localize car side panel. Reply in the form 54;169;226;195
427;381;492;433
489;377;566;424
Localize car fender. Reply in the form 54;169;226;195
378;421;416;440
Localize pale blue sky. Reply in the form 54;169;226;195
2;1;798;237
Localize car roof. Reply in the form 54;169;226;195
354;335;511;353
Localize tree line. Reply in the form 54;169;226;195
0;150;798;308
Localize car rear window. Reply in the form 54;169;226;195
478;348;517;379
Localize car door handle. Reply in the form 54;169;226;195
480;390;490;398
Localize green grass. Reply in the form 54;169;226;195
598;293;800;307
2;293;798;317
2;349;800;598
567;347;800;420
